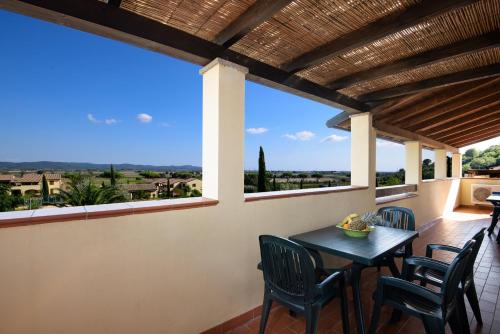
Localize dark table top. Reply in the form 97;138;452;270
290;225;419;266
486;194;500;203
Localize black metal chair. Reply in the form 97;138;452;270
374;206;416;276
411;228;486;325
258;235;349;334
368;240;475;334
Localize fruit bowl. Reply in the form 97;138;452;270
336;223;375;238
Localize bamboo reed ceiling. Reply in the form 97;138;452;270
3;0;499;148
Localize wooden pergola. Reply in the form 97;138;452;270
2;0;499;150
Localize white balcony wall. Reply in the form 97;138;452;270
0;178;467;333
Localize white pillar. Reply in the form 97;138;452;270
200;58;248;203
350;113;376;188
405;141;422;185
452;153;462;178
434;149;447;179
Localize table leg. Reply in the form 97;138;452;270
487;206;499;237
351;262;366;334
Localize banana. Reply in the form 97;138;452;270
341;213;360;225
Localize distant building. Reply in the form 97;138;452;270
465;166;500;178
148;178;202;197
0;173;63;195
121;183;159;200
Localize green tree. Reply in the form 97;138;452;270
41;175;49;203
59;175;126;206
422;159;434;180
272;175;277;191
257;146;267;192
0;184;15;212
311;172;322;182
139;171;161;178
298;173;309;179
166;178;171;198
110;164;116;186
190;188;202;197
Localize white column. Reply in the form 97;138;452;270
405;141;422;185
452;153;462;178
350;112;376;188
434;149;447;179
200;58;248;203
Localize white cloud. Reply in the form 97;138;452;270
137;113;153;123
87;113;101;124
246;127;268;135
88;114;117;125
283;131;315;141
159;122;172;128
321;134;348;143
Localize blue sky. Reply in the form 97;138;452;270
0;9;436;172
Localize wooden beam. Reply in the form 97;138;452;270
371;89;439;119
373;121;458;153
432;113;500;141
281;0;477;73
213;0;291;47
379;78;499;124
457;134;498;147
391;82;500;127
358;63;500;102
107;0;121;7
425;107;500;137
435;121;500;142
407;92;500;132
0;0;367;113
327;32;500;89
448;129;500;147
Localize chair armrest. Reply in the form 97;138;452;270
316;270;344;296
405;256;449;274
378;276;441;304
426;244;462;258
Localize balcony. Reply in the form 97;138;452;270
0;1;499;334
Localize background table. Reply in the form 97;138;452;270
486;194;500;242
290;225;419;334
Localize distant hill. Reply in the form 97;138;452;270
0;161;201;172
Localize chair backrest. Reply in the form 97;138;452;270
376;206;415;231
463;228;486;282
259;235;317;303
441;240;475;311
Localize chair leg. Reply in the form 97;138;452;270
259;292;273;334
448;309;463;334
456;293;470;334
339;276;350;334
387;257;400;278
465;283;483;325
368;288;383;334
422;316;445;334
305;305;321;334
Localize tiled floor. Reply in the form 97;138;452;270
227;207;500;334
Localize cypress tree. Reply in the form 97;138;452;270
299;178;303;189
110;164;116;186
166;178;171;198
41;175;49;203
257;146;267;192
272;175;276;191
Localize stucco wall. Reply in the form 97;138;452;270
376;179;461;229
0;180;458;334
459;177;500;206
